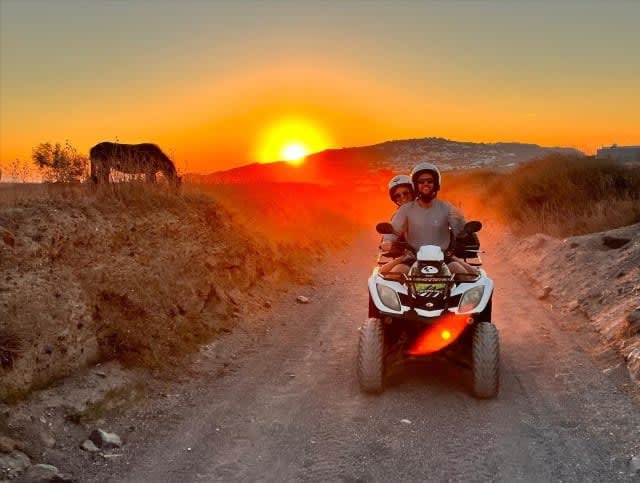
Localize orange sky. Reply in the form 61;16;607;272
1;2;638;175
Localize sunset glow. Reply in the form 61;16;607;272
256;118;331;164
281;142;308;165
1;3;638;174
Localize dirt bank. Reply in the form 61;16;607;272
500;222;640;382
0;183;359;403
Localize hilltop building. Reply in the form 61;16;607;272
596;144;640;162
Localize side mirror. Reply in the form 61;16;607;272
464;221;482;234
376;222;396;235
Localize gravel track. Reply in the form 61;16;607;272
69;231;639;482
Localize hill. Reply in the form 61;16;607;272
189;137;584;185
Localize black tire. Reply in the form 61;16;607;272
357;318;385;393
471;321;500;398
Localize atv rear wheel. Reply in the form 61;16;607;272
471;321;500;398
357;318;385;393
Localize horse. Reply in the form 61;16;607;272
89;142;181;187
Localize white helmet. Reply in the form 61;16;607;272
410;162;441;192
387;174;414;204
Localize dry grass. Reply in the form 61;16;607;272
499;155;640;236
443;156;640;238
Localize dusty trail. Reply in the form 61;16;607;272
77;230;639;482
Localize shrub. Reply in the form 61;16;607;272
32;141;88;183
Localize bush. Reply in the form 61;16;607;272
32;141;88;183
499;155;640;236
4;158;34;183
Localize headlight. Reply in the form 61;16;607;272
376;283;401;311
458;286;484;313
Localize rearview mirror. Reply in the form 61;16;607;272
464;221;482;234
376;222;395;235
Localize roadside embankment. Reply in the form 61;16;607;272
500;223;640;383
0;182;364;402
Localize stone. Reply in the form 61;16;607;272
602;235;630;249
538;286;552;300
0;450;31;479
88;428;122;449
1;229;15;247
80;439;100;452
587;287;601;299
628;348;640;384
625;310;640;336
18;463;72;482
226;289;242;306
0;435;18;453
296;295;310;304
626;309;640;324
39;432;55;449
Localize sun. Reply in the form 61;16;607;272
256;117;331;166
281;142;308;165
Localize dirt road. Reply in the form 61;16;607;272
71;231;639;482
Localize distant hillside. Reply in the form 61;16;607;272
189;137;584;185
596;144;640;162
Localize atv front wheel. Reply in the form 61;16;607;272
357;318;385;393
471;321;500;398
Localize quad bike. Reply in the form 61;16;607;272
357;221;499;398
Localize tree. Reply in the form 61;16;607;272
32;141;88;183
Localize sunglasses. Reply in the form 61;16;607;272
393;190;413;200
417;178;435;185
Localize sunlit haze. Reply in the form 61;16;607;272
255;117;331;166
281;143;308;165
1;1;638;174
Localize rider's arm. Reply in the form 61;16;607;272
379;255;406;274
448;204;467;237
390;204;409;238
381;207;405;248
381;202;413;251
